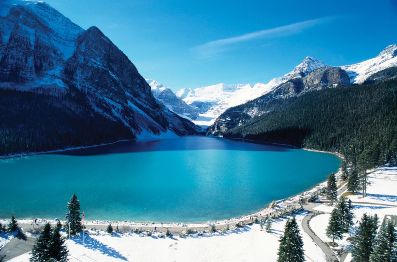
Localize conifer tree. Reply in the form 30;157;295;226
370;220;396;262
49;227;68;262
326;207;344;243
346;199;354;230
341;161;348;181
31;223;52;262
348;168;360;193
277;217;304;262
107;224;113;234
8;216;18;232
352;214;379;261
336;197;354;233
327;173;337;203
66;194;82;235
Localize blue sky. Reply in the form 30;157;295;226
45;0;397;90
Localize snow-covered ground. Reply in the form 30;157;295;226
311;167;397;261
9;212;325;262
6;166;397;262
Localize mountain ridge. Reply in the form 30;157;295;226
0;0;198;155
167;44;397;128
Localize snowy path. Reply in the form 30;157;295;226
301;210;338;262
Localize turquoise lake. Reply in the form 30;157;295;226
0;137;340;222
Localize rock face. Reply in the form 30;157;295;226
208;67;350;136
147;79;199;121
363;66;397;84
0;0;198;155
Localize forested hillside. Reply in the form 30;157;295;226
0;89;133;156
225;80;397;168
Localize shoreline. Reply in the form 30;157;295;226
0;169;341;234
0;139;134;160
0;136;343;234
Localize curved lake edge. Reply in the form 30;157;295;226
0;136;343;231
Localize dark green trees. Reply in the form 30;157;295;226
351;214;379;261
348;168;360;193
31;223;68;262
49;227;68;262
107;224;113;234
338;197;354;233
8;216;26;240
8;215;19;232
326;208;344;243
327;173;337;203
369;220;396;262
224;80;397;171
66;194;82;236
277;217;304;262
31;223;52;262
326;197;354;243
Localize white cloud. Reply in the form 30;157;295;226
193;17;334;58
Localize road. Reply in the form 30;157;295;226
0;237;35;261
301;203;339;262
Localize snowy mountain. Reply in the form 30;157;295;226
147;79;199;120
0;0;198;154
207;44;397;136
208;66;350;135
176;57;326;126
342;44;397;84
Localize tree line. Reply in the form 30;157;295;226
226;79;397;171
0;88;133;156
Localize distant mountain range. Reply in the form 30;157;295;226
208;45;397;135
146;79;200;121
147;45;397;127
0;0;198;155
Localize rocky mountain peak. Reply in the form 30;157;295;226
290;56;326;77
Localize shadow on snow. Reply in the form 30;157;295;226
72;233;127;261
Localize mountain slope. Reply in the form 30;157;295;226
224;80;397;168
0;0;198;155
342;44;397;84
208;67;350;135
147;79;199;120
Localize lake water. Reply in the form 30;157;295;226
0;137;340;222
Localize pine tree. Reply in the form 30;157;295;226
336;197;354;233
277;217;304;262
66;194;82;235
370;220;396;262
49;227;68;262
341;161;348;181
352;214;379;261
8;216;18;233
346;199;354;232
348;168;360;193
326;207;344;243
31;223;52;262
107;224;113;234
327;173;337;203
